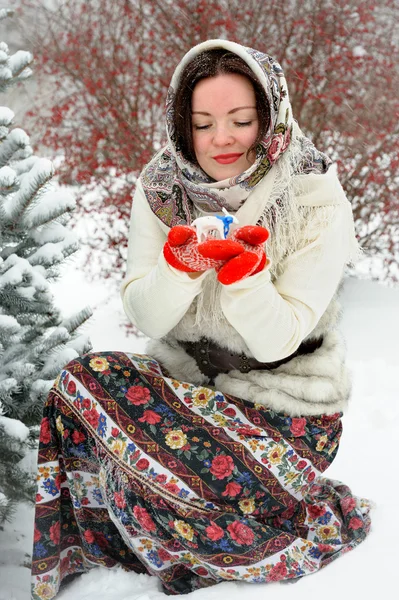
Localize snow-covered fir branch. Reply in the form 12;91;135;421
0;23;92;524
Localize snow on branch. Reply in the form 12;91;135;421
0;128;31;168
0;47;12;91
21;187;76;230
0;314;20;341
0;255;49;292
32;326;70;356
0;167;18;227
29;221;72;245
29;378;55;405
12;155;38;176
0;416;29;442
0;9;14;22
4;158;54;222
0;9;93;522
40;347;79;379
28;240;78;268
0;378;19;406
0;106;14;127
0;165;17;190
66;334;92;357
8;50;33;80
0;37;33;92
60;307;93;335
4;359;35;384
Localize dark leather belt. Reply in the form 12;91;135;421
179;336;323;379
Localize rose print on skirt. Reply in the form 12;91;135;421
31;352;371;599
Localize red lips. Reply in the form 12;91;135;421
213;153;243;164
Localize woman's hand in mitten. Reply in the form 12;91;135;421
216;225;269;285
163;225;234;273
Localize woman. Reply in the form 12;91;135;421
31;40;371;599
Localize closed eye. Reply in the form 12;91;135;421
193;120;255;130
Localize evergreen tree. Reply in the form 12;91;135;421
0;12;92;524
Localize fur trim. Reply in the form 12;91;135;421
149;330;351;417
214;331;351;417
146;338;208;385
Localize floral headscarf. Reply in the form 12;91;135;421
140;40;324;227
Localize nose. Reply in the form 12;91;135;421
213;124;234;147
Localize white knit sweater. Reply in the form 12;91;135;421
121;164;358;417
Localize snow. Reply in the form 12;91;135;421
0;255;49;291
0;165;17;187
29;187;76;215
29;222;75;245
64;334;92;356
0;378;18;402
27;220;80;267
3;127;29;148
0;415;29;442
0;314;20;332
352;45;367;57
0;65;12;85
23;187;77;230
40;347;78;377
0;10;14;23
18;156;54;186
0;502;33;600
0;106;14;124
0;270;398;600
13;156;38;176
8;50;34;77
15;286;36;299
29;242;72;267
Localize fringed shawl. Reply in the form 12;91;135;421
140;39;330;229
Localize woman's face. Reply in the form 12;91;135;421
191;73;259;181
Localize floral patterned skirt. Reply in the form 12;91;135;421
31;352;371;599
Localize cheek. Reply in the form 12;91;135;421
242;124;259;147
192;133;208;159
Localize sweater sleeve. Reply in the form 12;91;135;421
120;179;208;339
220;200;356;362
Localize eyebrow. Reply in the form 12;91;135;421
191;106;256;116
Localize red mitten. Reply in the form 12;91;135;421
164;225;241;273
216;225;269;285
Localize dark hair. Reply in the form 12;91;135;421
173;48;270;164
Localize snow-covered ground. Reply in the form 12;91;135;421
1;269;398;600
